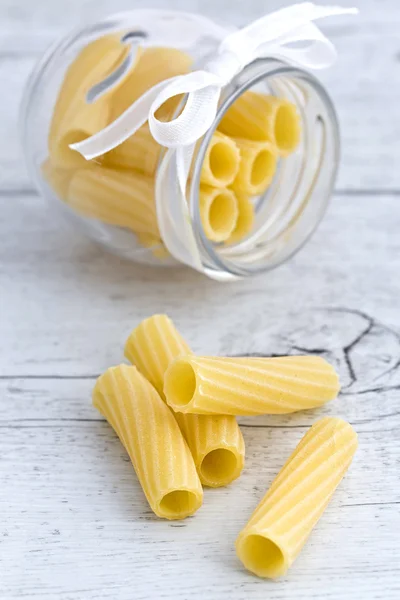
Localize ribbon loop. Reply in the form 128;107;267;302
148;70;222;147
71;3;358;160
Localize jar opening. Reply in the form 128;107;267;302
190;59;339;279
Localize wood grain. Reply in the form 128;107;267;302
1;1;400;598
1;192;400;597
2;192;400;377
1;378;399;599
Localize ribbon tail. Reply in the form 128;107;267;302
219;4;358;65
69;78;173;160
265;22;338;70
176;144;196;198
155;146;203;272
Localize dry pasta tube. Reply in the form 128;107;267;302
236;417;358;578
49;34;136;169
104;124;161;176
110;46;193;122
124;314;245;487
93;365;203;520
199;186;239;243
41;158;73;201
200;132;240;188
219;91;301;156
227;193;255;244
164;355;340;416
67;164;159;236
232;139;277;195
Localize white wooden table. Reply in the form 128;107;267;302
1;1;400;598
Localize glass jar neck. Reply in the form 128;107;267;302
189;59;339;279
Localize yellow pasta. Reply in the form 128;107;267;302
67;164;159;236
200;132;240;188
41;158;72;201
124;314;245;487
110;47;193;122
199;186;239;243
104;124;161;176
219;92;301;156
93;364;203;520
232;139;277;195
227;193;255;244
164;355;340;416
174;413;244;488
236;417;358;578
49;34;135;169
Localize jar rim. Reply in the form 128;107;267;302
189;59;340;278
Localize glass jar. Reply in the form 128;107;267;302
21;9;339;281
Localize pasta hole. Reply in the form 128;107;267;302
159;490;198;518
239;534;286;578
251;150;276;187
200;449;238;486
208;191;238;241
165;360;196;407
274;104;300;154
209;141;238;185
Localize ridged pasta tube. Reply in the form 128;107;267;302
110;47;193;122
104;124;161;176
67;164;159;236
124;315;245;487
164;355;340;416
232;139;277;195
199;186;239;243
227;193;255;244
219;92;301;156
41;158;72;201
93;364;203;520
200;132;240;188
236;417;358;578
49;34;134;169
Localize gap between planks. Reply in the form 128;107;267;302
2;188;400;198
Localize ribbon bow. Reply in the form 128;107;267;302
71;3;357;160
71;3;357;275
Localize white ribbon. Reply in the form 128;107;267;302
70;3;357;270
71;3;357;160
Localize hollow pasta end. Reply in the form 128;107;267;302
164;359;197;410
237;533;288;579
199;448;242;487
158;490;200;519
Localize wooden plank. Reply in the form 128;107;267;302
1;375;399;437
0;377;399;599
1;0;399;36
2;192;400;377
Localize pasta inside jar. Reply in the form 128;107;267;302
21;9;340;280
